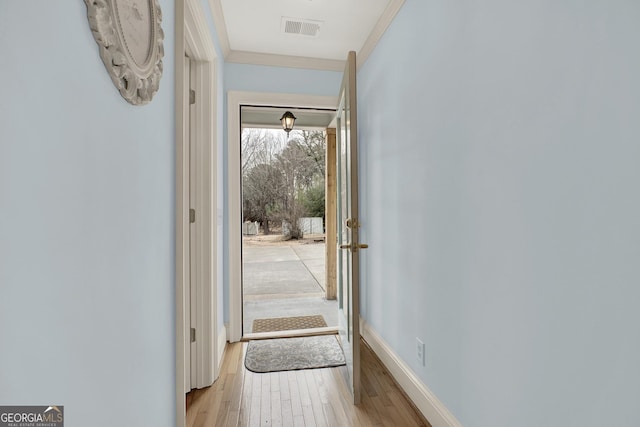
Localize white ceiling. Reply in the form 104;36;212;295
211;0;405;71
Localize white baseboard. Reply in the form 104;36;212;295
360;318;463;427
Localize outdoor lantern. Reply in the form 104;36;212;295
280;111;297;137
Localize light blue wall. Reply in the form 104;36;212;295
358;1;640;426
224;63;342;96
0;2;175;426
222;63;341;321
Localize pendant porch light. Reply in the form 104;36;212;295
280;111;297;137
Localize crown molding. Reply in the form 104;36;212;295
208;0;231;57
358;0;405;69
209;0;404;72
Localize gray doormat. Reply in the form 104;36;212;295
245;335;346;373
252;315;327;333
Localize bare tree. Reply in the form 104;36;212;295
241;128;326;238
242;162;284;234
275;131;326;238
241;128;286;172
242;129;285;234
295;130;326;178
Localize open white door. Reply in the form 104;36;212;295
176;1;220;425
188;55;198;390
336;51;365;404
183;54;193;394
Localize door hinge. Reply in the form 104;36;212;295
189;89;196;105
189;208;196;223
190;327;196;343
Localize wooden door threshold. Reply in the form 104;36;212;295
241;326;339;341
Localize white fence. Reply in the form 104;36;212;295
298;217;324;234
242;221;259;235
282;217;324;235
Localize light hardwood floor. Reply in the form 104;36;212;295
186;338;431;427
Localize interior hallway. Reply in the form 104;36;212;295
186;339;431;427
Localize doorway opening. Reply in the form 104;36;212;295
225;53;360;409
240;106;337;338
227;92;338;343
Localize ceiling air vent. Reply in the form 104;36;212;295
281;17;323;38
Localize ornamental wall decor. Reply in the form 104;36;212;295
84;0;164;105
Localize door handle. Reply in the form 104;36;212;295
339;243;369;251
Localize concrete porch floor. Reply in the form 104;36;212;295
242;236;337;334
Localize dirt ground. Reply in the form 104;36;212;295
242;233;325;247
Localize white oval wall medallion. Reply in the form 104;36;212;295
84;0;164;105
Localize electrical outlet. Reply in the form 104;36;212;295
416;338;425;366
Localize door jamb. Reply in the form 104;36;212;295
227;91;338;343
176;0;219;426
325;128;337;300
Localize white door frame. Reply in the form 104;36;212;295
227;91;338;342
176;0;219;426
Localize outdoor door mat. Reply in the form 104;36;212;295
252;315;327;333
245;335;346;373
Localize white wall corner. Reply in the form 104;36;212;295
217;324;227;372
360;318;463;427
